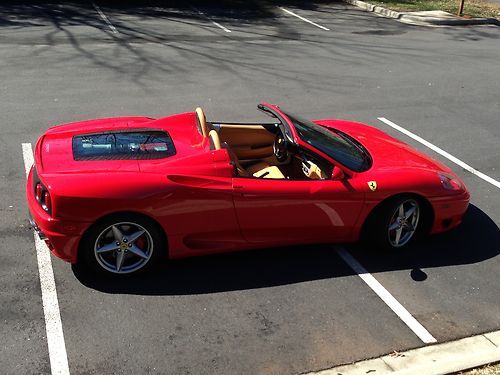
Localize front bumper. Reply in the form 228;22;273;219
429;190;470;234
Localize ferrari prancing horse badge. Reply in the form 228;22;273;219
368;181;377;191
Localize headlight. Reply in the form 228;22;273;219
438;172;464;191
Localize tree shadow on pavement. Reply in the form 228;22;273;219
0;0;423;91
0;0;342;27
0;0;376;86
73;203;499;295
3;0;497;90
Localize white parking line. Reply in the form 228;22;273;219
279;7;330;31
336;247;437;344
378;117;500;189
191;7;231;33
22;143;70;375
92;1;118;34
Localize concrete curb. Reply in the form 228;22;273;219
343;0;500;26
304;330;500;375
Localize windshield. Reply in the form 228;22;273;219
283;111;372;172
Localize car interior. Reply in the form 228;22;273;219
196;107;333;180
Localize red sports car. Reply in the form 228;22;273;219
27;103;470;275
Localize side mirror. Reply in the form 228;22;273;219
331;167;345;181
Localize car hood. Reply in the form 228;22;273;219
315;119;453;174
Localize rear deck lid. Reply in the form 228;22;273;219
38;128;176;174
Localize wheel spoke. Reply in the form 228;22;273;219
398;204;405;217
128;244;149;259
127;229;145;244
96;242;120;254
111;225;123;241
405;205;417;219
389;221;400;231
115;251;125;272
394;227;403;245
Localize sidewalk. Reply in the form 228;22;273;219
344;0;500;26
305;330;500;375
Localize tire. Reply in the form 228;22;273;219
365;196;421;250
79;214;165;276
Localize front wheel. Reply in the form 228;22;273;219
366;196;421;250
80;214;164;275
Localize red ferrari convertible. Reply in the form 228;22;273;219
27;103;470;275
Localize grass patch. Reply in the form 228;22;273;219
364;0;500;18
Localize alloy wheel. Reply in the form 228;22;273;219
94;222;154;274
387;199;420;248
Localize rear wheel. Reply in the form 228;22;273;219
366;196;421;250
80;214;164;275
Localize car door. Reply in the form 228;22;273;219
232;176;365;245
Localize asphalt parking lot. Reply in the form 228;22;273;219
1;1;499;374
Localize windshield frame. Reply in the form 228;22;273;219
258;103;372;174
257;103;294;143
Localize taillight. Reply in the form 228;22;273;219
42;191;51;213
34;182;52;214
35;183;43;202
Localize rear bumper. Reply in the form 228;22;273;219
26;168;89;264
429;190;470;234
28;214;47;241
27;210;82;264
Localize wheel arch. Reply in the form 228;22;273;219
360;192;434;241
77;210;168;263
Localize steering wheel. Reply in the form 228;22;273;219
273;130;289;163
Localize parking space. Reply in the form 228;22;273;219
376;100;500;183
372;117;500;219
0;2;117;45
57;248;428;374
94;3;235;41
346;197;500;340
1;0;499;373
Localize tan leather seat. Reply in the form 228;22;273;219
246;162;270;175
196;107;212;138
250;165;285;179
223;141;251;177
223;142;285;179
208;130;221;150
203;113;283;179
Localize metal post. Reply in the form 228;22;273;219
458;0;465;16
